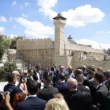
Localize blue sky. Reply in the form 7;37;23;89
0;0;110;49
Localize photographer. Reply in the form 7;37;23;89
12;71;28;95
3;74;23;108
0;92;13;110
17;74;28;95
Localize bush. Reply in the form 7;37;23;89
0;62;17;81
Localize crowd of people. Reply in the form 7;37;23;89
0;64;110;110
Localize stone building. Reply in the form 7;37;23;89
17;13;104;67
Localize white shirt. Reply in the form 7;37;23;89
26;94;37;99
36;72;40;82
15;81;19;86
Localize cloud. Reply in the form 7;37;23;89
13;25;16;28
12;1;16;5
37;0;57;19
77;39;110;49
25;2;30;7
0;16;7;22
21;14;28;18
9;34;18;38
0;27;5;33
37;0;58;9
107;31;110;34
20;5;23;9
16;17;54;38
9;17;13;22
37;0;104;27
62;5;105;27
96;31;110;34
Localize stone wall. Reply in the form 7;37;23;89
71;57;110;70
54;56;68;67
65;40;104;60
17;49;55;67
65;40;104;54
17;38;54;50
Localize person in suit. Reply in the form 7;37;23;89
52;64;59;86
75;72;90;92
94;72;108;110
105;91;110;110
104;79;110;110
65;78;93;110
103;70;110;90
33;66;41;82
16;80;46;110
56;73;68;96
27;69;35;87
66;66;75;80
4;74;23;107
38;76;58;101
97;67;103;73
87;70;96;100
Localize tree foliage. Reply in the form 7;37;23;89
0;35;11;60
0;62;17;81
0;36;5;60
10;36;24;49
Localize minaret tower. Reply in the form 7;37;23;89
53;13;66;56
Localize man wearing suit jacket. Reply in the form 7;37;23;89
16;80;46;110
75;71;90;93
56;72;68;96
65;78;92;110
38;76;58;101
94;72;108;110
33;66;41;82
105;91;110;110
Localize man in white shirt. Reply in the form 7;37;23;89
12;71;20;86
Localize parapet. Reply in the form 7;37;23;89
17;38;54;50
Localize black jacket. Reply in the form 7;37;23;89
38;86;58;101
78;84;90;92
65;90;93;110
16;97;46;110
105;91;110;110
94;84;108;110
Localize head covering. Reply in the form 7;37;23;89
12;71;20;75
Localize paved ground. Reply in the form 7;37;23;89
0;82;8;91
0;82;44;91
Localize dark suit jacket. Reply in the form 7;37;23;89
94;84;108;110
16;97;46;110
56;82;68;96
65;90;93;110
38;86;58;101
83;79;96;100
33;70;41;81
78;84;90;92
105;92;110;110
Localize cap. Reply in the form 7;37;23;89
12;71;20;75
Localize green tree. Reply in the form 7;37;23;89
3;39;11;50
0;36;4;60
10;36;24;49
0;62;17;81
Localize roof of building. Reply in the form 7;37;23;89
53;13;66;20
68;35;73;40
